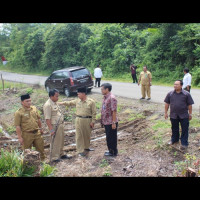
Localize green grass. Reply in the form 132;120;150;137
0;148;35;177
128;113;145;121
152;120;171;131
0;64;51;76
0;80;27;90
40;162;56;177
190;115;200;128
99;159;109;168
0;148;56;177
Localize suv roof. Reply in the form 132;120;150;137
53;66;85;73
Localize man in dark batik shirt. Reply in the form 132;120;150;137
164;80;194;150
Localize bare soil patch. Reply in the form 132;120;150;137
0;85;200;177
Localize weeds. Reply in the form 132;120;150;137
40;162;56;177
0;148;56;177
174;153;200;177
99;159;109;168
6;126;16;135
0;148;34;177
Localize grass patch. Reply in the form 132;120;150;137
0;148;35;177
128;113;145;121
0;148;56;177
190;116;200;128
152;120;171;131
99;159;109;168
0;80;27;90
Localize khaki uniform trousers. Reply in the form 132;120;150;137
22;131;45;161
141;84;151;98
75;118;92;153
51;123;64;161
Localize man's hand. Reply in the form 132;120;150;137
112;123;116;130
138;82;140;86
49;129;55;136
18;137;24;145
164;113;168;119
189;114;192;121
40;128;44;135
90;122;94;129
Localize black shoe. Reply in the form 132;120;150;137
147;98;151;100
61;155;72;159
168;141;179;145
140;97;145;100
104;151;117;156
85;148;94;151
79;152;86;157
52;159;61;163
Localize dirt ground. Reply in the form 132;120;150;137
0;84;200;177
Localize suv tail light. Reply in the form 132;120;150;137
70;77;74;86
90;73;93;81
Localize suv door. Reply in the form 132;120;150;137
48;72;65;91
71;68;92;88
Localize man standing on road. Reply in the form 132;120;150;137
164;80;194;150
14;94;45;161
138;66;152;100
94;64;103;87
43;89;71;163
130;64;138;83
58;87;96;157
183;68;192;93
101;83;118;157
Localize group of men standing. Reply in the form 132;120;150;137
14;64;194;164
130;64;194;151
14;83;119;163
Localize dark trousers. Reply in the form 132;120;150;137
131;74;137;83
104;123;118;155
95;78;101;87
170;117;189;146
184;86;191;93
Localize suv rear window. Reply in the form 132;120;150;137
71;68;90;79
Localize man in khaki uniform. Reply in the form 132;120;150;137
58;87;96;157
43;89;71;163
138;66;152;100
14;94;45;161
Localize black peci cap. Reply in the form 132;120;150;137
77;87;87;94
21;94;30;101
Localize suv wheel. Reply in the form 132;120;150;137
64;88;70;97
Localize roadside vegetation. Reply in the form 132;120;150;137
0;23;200;87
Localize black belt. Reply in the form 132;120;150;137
76;115;92;118
26;130;38;134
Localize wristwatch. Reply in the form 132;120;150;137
112;121;116;124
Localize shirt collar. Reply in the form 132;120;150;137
173;89;183;94
22;106;32;111
49;98;57;106
104;92;111;99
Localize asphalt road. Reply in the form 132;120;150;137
1;71;200;110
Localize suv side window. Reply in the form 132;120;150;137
63;71;69;79
71;68;89;79
50;72;65;79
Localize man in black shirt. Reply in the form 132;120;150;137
164;80;194;150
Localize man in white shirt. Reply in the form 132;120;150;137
183;68;192;93
94;64;103;87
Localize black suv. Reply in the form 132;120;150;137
45;66;93;97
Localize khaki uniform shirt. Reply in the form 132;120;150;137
63;97;96;123
43;99;64;125
139;71;152;85
14;106;40;133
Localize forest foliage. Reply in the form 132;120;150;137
1;23;200;86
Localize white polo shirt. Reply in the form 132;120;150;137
94;68;103;78
183;73;192;89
